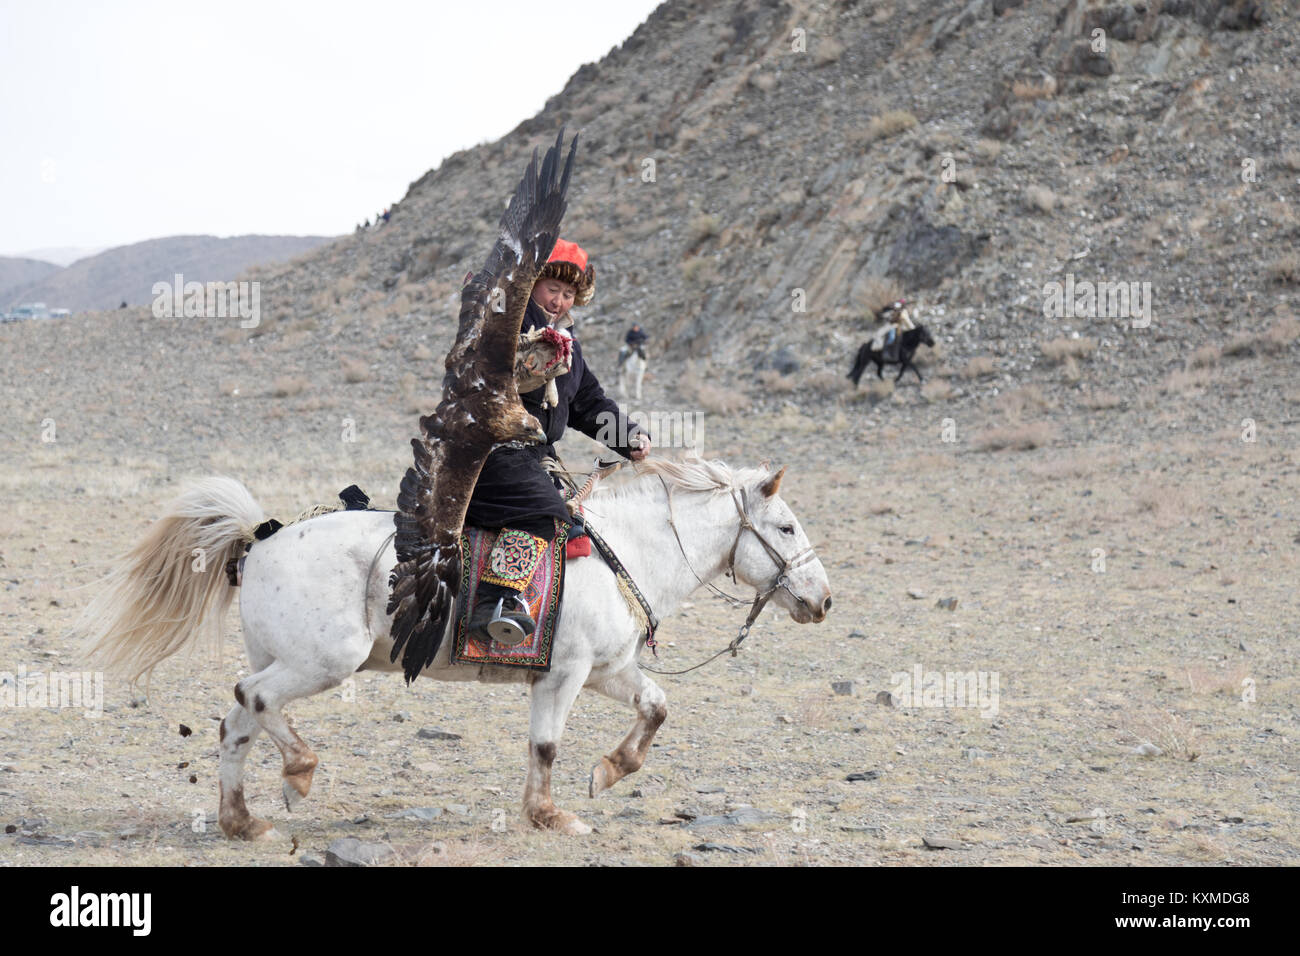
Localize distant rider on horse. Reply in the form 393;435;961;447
618;323;648;368
465;239;650;644
868;299;914;364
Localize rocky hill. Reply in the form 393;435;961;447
236;0;1293;378
4;234;336;312
2;0;1296;478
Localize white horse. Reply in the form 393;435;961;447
81;458;831;839
618;345;647;401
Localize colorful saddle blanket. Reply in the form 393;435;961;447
450;525;568;670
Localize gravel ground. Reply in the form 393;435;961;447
2;325;1296;867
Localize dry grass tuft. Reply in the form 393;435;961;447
342;358;371;384
1267;253;1300;285
975;138;1003;162
864;110;918;143
1012;74;1057;100
1189;344;1221;368
1158;367;1214;394
689;214;721;244
1030;455;1096;481
805;368;849;397
974;422;1056;452
921;378;954;402
961;356;997;379
271;376;308;398
1024;185;1057;213
1081;389;1125;410
814;36;845;66
905;453;956;471
757;369;797;393
1183;661;1251;698
996;385;1048;420
682;258;720;286
1041;337;1096;363
1260;315;1300;351
1119;707;1202;762
693;382;748;416
1132;480;1199;527
1222;334;1257;357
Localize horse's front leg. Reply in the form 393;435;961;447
586;662;667;798
524;665;593;835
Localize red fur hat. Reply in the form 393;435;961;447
538;238;595;306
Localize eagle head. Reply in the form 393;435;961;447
500;407;547;446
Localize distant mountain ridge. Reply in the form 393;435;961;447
0;257;61;306
3;234;338;312
12;246;108;268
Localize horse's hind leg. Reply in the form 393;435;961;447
217;703;274;840
235;660;344;812
524;664;592;835
587;663;667;797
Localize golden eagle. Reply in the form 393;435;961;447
387;128;578;682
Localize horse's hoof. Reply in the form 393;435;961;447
255;825;285;843
562;816;592;836
588;756;618;798
228;817;278;842
282;779;305;812
529;805;592;835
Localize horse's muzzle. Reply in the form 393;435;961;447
793;590;832;624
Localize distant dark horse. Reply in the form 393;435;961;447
848;324;936;386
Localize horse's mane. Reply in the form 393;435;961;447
588;456;765;503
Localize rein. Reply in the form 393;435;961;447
552;460;818;677
638;475;816;677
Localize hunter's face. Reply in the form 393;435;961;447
532;278;577;320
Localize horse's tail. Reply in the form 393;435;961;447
78;476;266;687
847;343;870;386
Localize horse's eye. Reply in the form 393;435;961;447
780;525;795;535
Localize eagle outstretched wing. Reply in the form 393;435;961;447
387;127;578;683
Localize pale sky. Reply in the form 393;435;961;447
0;0;662;258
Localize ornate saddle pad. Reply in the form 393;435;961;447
450;525;568;670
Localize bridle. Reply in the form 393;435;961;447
640;475;818;676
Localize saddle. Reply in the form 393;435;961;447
450;525;569;670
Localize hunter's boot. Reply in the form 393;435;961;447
469;529;547;645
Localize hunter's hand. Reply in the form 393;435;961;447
629;433;651;461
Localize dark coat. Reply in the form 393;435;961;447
464;299;644;536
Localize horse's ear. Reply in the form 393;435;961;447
759;466;786;498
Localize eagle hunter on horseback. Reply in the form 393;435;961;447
461;239;650;647
79;127;831;839
848;298;937;386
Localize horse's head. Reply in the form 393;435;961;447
732;466;832;624
914;324;936;348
